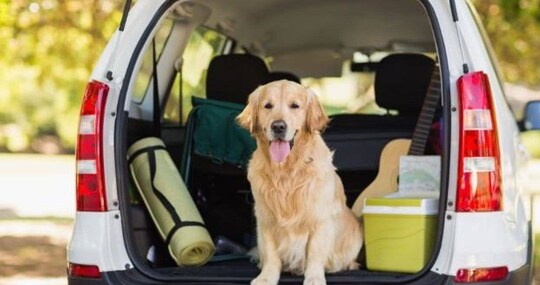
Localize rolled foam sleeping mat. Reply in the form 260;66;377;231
128;137;215;267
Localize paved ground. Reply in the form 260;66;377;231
0;154;73;285
0;154;75;218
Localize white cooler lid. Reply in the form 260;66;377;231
363;193;439;215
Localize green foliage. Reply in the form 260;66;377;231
0;1;538;153
0;0;122;152
472;0;540;158
521;130;540;158
535;233;540;268
472;0;540;87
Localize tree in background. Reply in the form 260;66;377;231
472;0;540;158
472;0;540;87
0;0;122;153
0;0;538;153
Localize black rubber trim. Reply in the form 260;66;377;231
152;39;162;137
113;0;453;284
119;0;132;32
449;0;458;21
373;0;453;282
114;1;182;283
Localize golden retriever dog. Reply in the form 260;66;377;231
237;80;362;285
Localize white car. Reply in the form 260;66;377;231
67;0;540;284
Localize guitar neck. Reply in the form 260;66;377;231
408;67;441;156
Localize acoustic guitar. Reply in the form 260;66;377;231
351;64;441;217
351;139;410;216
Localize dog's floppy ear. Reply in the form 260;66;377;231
305;88;329;133
237;86;262;133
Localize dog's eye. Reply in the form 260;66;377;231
264;103;273;109
291;103;300;109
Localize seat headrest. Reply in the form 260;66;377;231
375;54;435;115
267;71;301;84
206;54;269;104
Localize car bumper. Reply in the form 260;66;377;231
67;262;533;285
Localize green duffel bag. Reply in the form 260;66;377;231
128;137;215;267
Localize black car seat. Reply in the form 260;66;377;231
206;54;269;104
328;53;435;133
323;54;435;201
266;71;301;84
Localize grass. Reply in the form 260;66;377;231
0;153;75;218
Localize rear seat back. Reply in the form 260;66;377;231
206;54;269;104
266;71;301;84
325;53;435;172
375;53;435;116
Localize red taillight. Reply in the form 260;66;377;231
454;266;508;283
76;80;109;212
456;71;502;212
68;263;101;278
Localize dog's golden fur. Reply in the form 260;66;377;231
237;80;362;285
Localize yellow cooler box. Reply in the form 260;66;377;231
363;197;438;273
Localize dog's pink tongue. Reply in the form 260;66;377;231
269;140;290;163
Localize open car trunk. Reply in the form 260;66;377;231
116;0;451;283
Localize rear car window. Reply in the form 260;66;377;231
303;52;436;116
163;27;229;125
131;19;174;104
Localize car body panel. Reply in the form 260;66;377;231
68;0;533;283
429;0;529;277
449;212;527;273
68;211;131;271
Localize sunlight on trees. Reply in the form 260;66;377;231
472;0;540;87
0;0;538;153
0;0;122;153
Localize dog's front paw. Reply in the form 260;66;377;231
251;276;277;285
303;276;326;285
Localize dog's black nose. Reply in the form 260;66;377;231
271;120;287;137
